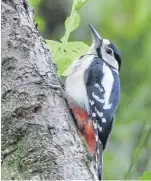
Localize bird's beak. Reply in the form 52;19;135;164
89;24;103;48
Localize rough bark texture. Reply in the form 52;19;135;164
1;0;93;179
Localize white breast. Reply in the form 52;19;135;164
65;55;94;113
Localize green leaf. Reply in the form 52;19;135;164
65;12;80;32
45;1;88;76
46;40;89;76
45;40;61;56
139;171;151;180
66;41;89;59
28;0;40;9
55;53;72;76
62;41;89;76
35;16;45;32
75;0;88;11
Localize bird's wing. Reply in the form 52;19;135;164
84;57;116;180
84;57;114;149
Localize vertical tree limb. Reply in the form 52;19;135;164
1;0;93;179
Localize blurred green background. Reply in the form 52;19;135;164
29;0;151;180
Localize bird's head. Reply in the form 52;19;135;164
89;24;122;71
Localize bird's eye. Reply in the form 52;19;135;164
106;48;113;55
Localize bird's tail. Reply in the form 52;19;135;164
94;139;103;180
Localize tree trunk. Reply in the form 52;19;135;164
1;0;93;179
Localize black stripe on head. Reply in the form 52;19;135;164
96;48;102;59
108;42;122;70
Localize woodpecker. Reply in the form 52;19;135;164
65;24;121;180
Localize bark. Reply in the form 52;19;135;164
1;0;93;179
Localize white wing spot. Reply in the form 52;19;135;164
95;155;98;162
98;125;102;132
102;118;106;123
99;140;102;145
95;134;98;141
93;122;97;129
92;113;96;117
95;107;103;118
89;99;94;105
92;92;104;103
94;83;103;92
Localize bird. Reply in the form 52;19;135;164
65;24;122;180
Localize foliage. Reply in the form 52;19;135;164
46;0;88;75
29;0;151;180
139;171;151;180
28;0;45;32
124;124;151;180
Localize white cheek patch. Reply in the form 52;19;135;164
101;39;119;70
102;51;119;70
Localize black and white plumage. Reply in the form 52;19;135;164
85;56;120;150
65;24;122;180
